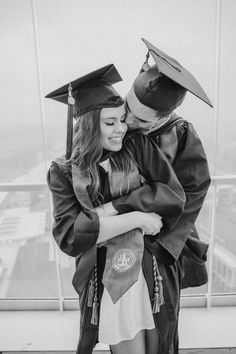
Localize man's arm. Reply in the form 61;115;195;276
155;121;211;262
107;132;186;234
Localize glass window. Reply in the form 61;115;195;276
212;181;236;295
0;0;236;308
0;187;59;298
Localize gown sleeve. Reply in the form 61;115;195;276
47;160;99;258
112;133;186;262
156;121;211;262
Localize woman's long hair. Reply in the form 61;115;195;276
69;108;136;204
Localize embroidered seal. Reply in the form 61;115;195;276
112;248;136;272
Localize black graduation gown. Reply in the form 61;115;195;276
148;114;211;288
47;133;186;354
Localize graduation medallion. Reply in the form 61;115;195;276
112;248;136;272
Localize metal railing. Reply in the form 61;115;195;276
0;175;236;310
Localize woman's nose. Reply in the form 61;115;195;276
115;120;126;133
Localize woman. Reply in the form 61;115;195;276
47;64;185;354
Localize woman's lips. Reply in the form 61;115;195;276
109;136;123;143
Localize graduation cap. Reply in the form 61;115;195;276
127;38;213;121
46;64;124;159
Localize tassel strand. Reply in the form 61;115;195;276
152;255;164;313
87;276;95;308
91;264;99;325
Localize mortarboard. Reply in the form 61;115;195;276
127;38;213;121
46;64;124;159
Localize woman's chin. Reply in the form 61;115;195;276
110;145;122;152
106;143;122;152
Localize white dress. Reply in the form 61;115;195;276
98;267;155;345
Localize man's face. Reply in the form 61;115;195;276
125;102;155;131
125;88;172;132
125;89;161;132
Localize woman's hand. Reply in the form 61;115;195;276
138;212;163;236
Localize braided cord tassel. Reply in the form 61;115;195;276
152;255;164;313
141;50;150;72
91;264;99;325
87;272;95;308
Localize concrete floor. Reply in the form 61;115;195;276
1;308;236;352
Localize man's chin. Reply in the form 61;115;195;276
127;125;140;131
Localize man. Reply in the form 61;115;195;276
125;38;212;288
95;40;212;352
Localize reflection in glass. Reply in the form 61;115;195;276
182;182;236;296
58;253;78;298
0;188;59;298
212;182;236;294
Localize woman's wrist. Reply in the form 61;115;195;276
133;211;144;229
96;202;118;217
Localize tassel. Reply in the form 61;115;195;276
153;286;161;313
141;50;150;72
90;264;99;325
91;296;99;325
157;275;164;305
65;82;75;160
152;256;164;314
87;277;95;307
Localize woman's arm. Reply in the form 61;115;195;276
97;211;162;244
95;202;118;217
47;160;163;254
47;161;100;257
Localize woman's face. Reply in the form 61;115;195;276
100;104;127;152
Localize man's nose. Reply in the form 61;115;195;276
125;112;134;125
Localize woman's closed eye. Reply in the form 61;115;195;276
104;116;126;126
104;118;116;126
